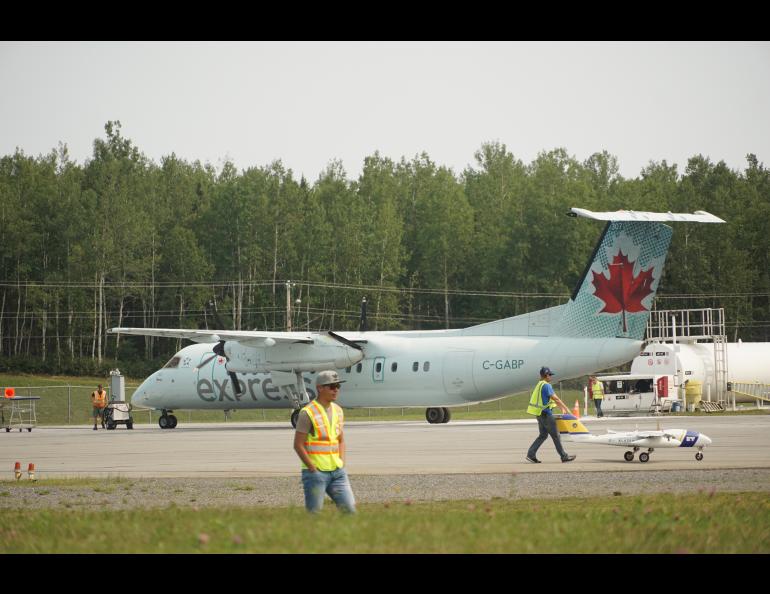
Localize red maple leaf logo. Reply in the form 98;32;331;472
592;251;655;331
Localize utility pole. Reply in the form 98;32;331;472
286;280;296;331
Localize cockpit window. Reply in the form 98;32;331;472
163;356;181;369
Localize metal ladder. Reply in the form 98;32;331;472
713;332;728;405
646;307;729;405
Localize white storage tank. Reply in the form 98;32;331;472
633;341;770;402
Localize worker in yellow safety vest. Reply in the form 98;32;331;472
91;384;107;430
589;375;605;418
525;367;576;464
293;370;356;513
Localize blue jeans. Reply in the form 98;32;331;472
527;413;570;460
301;467;356;514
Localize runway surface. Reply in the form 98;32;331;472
1;414;768;479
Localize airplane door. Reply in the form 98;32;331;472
197;351;215;384
373;357;385;382
443;351;478;397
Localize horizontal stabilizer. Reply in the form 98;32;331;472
569;208;725;224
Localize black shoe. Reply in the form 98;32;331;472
525;455;541;464
562;455;576;463
93;425;97;431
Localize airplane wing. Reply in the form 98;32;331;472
108;327;314;346
635;430;665;438
628;431;680;444
569;208;725;224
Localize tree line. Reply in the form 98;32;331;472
1;121;768;377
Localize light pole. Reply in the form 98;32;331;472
286;280;296;331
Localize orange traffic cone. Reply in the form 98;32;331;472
14;461;21;480
27;463;36;481
572;400;580;419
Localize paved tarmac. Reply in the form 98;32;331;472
1;414;767;479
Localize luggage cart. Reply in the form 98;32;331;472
4;396;40;432
104;401;133;430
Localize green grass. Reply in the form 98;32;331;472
0;492;767;553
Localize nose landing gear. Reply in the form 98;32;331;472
159;410;178;429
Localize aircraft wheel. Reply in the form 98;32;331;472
127;420;134;430
291;409;300;428
695;452;704;461
639;452;650;463
168;415;178;429
624;451;634;462
159;415;170;429
441;408;452;424
425;407;446;424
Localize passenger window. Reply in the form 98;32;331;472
412;362;419;372
423;361;430;372
356;363;363;373
163;356;181;369
391;362;398;372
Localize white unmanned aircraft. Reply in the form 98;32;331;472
109;208;724;429
556;414;712;462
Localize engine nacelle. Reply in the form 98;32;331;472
223;335;363;373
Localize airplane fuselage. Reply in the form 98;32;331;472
131;333;642;411
568;429;711;449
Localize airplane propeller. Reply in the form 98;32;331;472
195;339;242;395
197;300;243;394
328;330;364;352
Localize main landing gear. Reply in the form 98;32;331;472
624;447;653;462
426;407;452;424
291;409;300;428
159;409;178;429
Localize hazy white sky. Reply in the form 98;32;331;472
1;41;769;180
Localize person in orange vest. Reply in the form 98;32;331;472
293;370;356;514
91;384;107;430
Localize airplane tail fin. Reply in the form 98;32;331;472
553;220;673;340
556;414;591;440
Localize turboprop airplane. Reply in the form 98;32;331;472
556;414;712;462
109;208;724;429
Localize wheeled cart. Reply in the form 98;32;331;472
4;396;40;432
104;401;133;429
